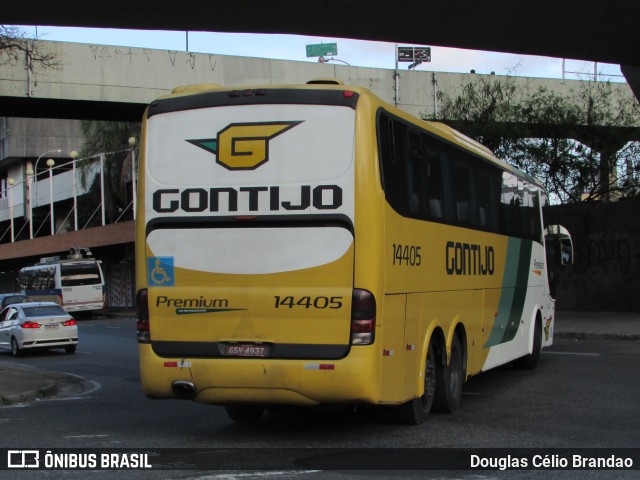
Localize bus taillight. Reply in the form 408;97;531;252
351;289;376;345
136;289;150;343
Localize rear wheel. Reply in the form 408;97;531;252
395;340;437;425
10;337;22;357
433;334;464;412
225;405;265;423
65;344;77;354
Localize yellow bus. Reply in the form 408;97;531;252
136;80;571;424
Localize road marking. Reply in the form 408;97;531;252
64;377;102;396
197;472;321;480
64;434;109;439
543;351;601;356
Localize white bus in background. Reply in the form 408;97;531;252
18;247;106;315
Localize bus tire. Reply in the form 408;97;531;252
433;334;464;413
515;315;542;370
395;340;437;425
11;337;22;357
225;405;265;423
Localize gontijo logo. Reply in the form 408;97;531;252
187;121;303;170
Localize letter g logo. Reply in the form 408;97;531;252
188;121;302;170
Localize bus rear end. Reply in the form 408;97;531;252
136;85;379;416
60;261;106;313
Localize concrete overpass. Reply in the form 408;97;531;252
1;41;638;307
3;1;640;100
1;40;637;124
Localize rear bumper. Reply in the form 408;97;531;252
65;302;104;313
21;328;78;350
22;337;78;349
139;343;380;406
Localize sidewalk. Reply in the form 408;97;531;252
554;311;640;341
1;311;639;405
0;362;87;405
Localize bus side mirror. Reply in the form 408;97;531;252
545;225;574;266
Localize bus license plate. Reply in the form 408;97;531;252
224;344;268;358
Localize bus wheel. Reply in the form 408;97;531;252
225;405;265;423
433;334;464;413
515;316;542;370
395;341;437;425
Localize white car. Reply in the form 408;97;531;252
0;302;78;356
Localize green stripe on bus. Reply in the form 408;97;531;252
485;238;532;348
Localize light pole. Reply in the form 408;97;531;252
25;167;34;239
34;149;61;178
34;148;61;202
70;150;79;231
47;158;55;235
8;178;15;242
99;154;106;226
128;137;137;220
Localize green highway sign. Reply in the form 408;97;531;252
306;43;338;58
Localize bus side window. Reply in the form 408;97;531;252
406;130;422;215
474;165;499;229
451;158;472;224
500;172;519;237
421;137;446;220
378;114;411;217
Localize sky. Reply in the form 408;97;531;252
21;25;626;82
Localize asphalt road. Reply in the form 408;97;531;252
0;316;638;479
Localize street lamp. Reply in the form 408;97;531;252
34;149;61;179
26;167;34;239
70;150;79;231
8;178;15;242
47;158;55;235
128;137;137;220
33;148;61;203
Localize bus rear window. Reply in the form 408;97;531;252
61;264;102;286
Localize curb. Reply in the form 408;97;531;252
0;365;88;406
0;381;59;406
556;332;640;341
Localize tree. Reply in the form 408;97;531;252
1;25;58;70
431;74;640;204
78;121;141;226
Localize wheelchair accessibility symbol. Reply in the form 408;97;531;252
148;257;175;286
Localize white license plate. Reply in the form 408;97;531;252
45;324;60;330
223;344;268;357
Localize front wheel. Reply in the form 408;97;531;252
10;337;22;357
515;316;542;370
395;340;437;425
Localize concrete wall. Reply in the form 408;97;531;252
0;117;84;161
544;199;640;312
1;40;637;123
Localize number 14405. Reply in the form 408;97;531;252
392;244;422;266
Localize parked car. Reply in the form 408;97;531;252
0;302;78;356
0;293;30;308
